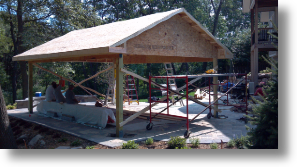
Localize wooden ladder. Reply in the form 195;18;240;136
163;63;184;106
124;74;139;105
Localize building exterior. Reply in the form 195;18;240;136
242;0;278;85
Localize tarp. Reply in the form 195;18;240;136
37;101;116;128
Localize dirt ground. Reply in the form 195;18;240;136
9;116;236;149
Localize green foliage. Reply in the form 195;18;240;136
189;137;200;147
121;140;139;149
168;136;186;149
6;103;16;110
70;139;81;146
245;31;278;149
232;135;249;149
260;67;271;73
245;56;278;149
145;138;154;145
85;146;95;149
227;139;235;148
175;146;191;149
210;143;218;149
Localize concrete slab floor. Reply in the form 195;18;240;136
8;95;255;148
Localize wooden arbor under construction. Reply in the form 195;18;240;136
12;8;233;137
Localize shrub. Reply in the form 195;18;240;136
145;138;154;145
210;143;218;149
190;137;200;147
121;140;139;149
70;139;81;146
86;146;95;149
233;135;249;149
6;103;17;110
168;136;186;149
227;139;235;148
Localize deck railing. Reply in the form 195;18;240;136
252;28;278;45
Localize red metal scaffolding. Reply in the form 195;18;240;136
148;75;190;137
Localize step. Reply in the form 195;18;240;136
125;89;136;90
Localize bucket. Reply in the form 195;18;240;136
35;92;42;97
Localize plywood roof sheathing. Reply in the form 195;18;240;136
12;8;232;62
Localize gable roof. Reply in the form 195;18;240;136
13;8;232;62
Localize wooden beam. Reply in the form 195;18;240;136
116;54;124;137
28;62;33;114
30;54;118;63
33;63;105;98
61;66;113;93
123;55;212;64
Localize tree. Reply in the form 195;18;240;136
0;85;17;149
245;56;278;149
245;26;278;149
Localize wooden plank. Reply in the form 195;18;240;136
28;62;33;114
62;66;113;93
33;63;105;99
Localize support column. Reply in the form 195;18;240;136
213;58;218;118
116;54;124;137
28;62;33;114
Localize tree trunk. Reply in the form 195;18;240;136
8;5;18;102
0;86;18;149
211;0;224;36
17;0;28;99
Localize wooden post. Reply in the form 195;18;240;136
28;62;33;114
116;54;124;137
213;58;218;118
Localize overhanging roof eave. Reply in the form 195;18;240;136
12;47;126;62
